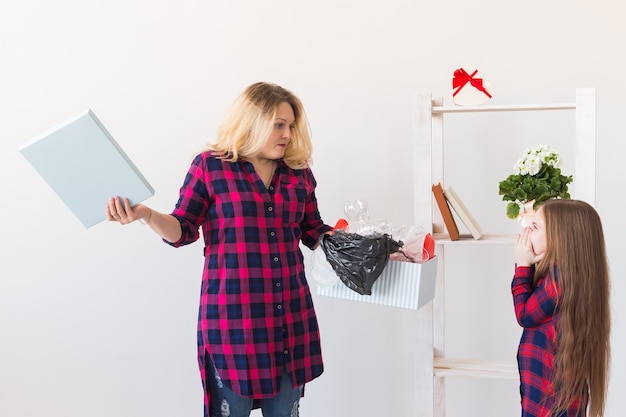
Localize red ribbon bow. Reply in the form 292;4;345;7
452;68;492;98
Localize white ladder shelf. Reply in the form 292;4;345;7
412;88;596;417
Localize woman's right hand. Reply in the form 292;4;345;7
105;196;151;225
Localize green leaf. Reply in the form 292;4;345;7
506;202;520;219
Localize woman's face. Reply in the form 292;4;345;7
257;101;294;161
529;207;547;257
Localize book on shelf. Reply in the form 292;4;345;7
432;183;460;241
443;185;483;240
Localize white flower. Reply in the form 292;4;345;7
513;144;562;176
545;152;561;167
513;158;527;175
526;154;542;175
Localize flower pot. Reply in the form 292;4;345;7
517;200;536;228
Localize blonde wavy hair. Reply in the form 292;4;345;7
535;199;611;417
208;82;313;169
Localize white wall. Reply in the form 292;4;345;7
1;1;624;416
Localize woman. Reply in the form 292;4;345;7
107;82;332;417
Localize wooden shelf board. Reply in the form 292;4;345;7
432;233;515;245
432;103;576;114
434;358;519;380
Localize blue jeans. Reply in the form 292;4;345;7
206;359;303;417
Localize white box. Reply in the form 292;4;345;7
19;109;154;228
316;256;438;310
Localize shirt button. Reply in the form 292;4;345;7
270;231;276;237
276;282;281;288
277;304;283;310
268;206;273;212
273;256;279;262
283;349;289;355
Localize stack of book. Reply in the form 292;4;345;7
432;183;483;241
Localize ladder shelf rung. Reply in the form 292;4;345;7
432;234;515;245
432;103;576;113
434;358;519;380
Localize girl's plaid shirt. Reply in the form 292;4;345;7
512;266;587;417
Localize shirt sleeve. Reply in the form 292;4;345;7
512;265;558;328
164;153;209;247
299;168;332;250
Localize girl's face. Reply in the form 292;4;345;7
529;207;547;256
257;101;294;161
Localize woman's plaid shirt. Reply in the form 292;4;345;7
165;152;332;402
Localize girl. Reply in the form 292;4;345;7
106;82;333;417
513;199;610;417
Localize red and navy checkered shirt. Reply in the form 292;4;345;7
165;152;332;407
512;266;587;417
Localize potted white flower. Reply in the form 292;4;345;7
498;144;573;222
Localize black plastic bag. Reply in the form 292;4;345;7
320;231;403;296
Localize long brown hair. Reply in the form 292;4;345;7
535;199;610;417
209;82;313;169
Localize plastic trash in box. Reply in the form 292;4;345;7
317;256;438;310
341;198;435;263
312;198;437;300
309;244;340;288
319;231;403;296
